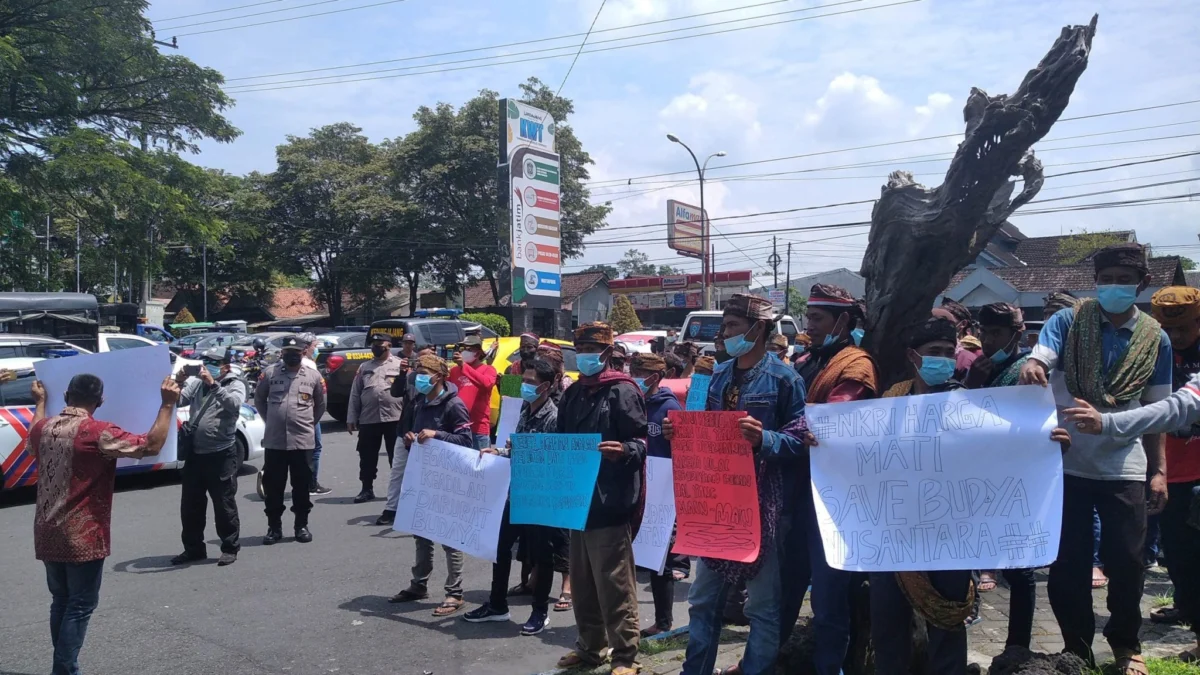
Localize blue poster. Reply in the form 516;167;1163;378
509;433;602;530
686;373;711;411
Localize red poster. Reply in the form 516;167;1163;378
669;411;761;563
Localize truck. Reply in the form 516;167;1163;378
679;310;803;357
315;318;497;422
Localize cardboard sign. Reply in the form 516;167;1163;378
509;433;602;530
806;386;1062;572
669;411;760;562
393;439;510;562
494;396;523;450
34;346;178;466
632;456;675;573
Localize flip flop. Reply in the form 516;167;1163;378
978;572;997;592
433;597;463;617
557;650;602;668
1092;571;1109;589
554;592;573;612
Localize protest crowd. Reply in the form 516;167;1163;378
16;242;1200;675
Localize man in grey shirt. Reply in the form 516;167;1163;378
348;332;405;504
255;335;326;545
171;349;248;567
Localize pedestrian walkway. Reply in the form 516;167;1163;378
548;567;1196;675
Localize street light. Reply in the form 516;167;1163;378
667;134;725;310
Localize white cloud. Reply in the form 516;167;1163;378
802;72;955;139
659;72;763;146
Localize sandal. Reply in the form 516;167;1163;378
672;570;688;582
432;597;463;617
388;589;428;603
1114;653;1149;675
1092;569;1109;589
1151;606;1184;624
978;572;997;592
640;625;670;638
507;582;533;597
557;650;601;668
612;666;641;675
554;592;573;612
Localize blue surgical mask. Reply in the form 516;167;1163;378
723;333;753;358
1096;284;1139;314
520;382;541;402
917;356;956;386
577;353;605;376
990;349;1009;364
851;328;865;346
415;374;434;394
634;378;648;394
205;365;222;380
822;334;836;348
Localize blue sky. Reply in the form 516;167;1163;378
148;0;1200;285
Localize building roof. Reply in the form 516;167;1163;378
1186;271;1200;288
463;272;610;309
947;256;1185;293
1009;230;1136;266
269;288;322;319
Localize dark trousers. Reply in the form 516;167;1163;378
779;502;814;643
180;448;241;555
870;570;972;675
1002;568;1037;648
263;449;314;529
1162;480;1200;635
356;422;397;487
650;571;675;630
1048;475;1146;658
490;503;554;614
44;559;104;675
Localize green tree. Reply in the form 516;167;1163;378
657;265;684;276
1056;231;1129;264
387;77;609;304
616;249;657;278
461;312;511;337
174;307;196;324
787;290;807;318
1180;257;1196;271
581;264;619;279
609;294;642;335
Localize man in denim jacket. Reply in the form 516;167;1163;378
664;293;807;675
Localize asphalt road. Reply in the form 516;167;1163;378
0;421;690;675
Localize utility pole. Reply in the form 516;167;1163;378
768;235;781;289
44;215;50;287
785;242;792;316
75;220;80;292
113;259;118;302
202;243;208;321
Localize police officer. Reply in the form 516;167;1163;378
254;335;326;545
348;332;404;503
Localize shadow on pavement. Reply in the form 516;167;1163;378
112;555;186;575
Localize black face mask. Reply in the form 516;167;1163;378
371;345;389;357
281;351;302;366
519;348;537;360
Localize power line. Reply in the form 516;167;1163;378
557;0;606;97
151;0;295;23
173;0;410;37
225;0;799;82
223;0;858;89
584;99;1200;188
157;0;341;30
224;0;919;92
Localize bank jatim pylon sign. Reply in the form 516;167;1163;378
500;99;561;309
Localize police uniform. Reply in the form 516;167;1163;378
349;333;405;502
253;336;326;543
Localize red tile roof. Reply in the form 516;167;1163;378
270;288;322;318
947;256;1184;293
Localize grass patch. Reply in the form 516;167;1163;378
1091;657;1200;675
1153;591;1175;609
639;634;688;656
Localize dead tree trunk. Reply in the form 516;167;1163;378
860;16;1097;387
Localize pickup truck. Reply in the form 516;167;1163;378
315;318;497;422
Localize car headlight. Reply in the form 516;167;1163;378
240;405;258;421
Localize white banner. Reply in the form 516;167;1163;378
394;438;511;562
494;396;523;451
632;456;675;573
806;386;1062;572
34;346;178;466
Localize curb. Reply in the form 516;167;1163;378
526;625;691;675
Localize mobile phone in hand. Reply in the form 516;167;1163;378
182;364;201;377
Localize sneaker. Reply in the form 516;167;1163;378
462;603;511;623
295;527;313;543
520;611;549;636
310;483;332;496
353;488;375;503
170;551;206;565
217;552;237;567
263;528;283;545
376;510;395;526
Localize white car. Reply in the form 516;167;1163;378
0;360;265;491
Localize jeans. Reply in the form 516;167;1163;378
262;449;314;529
44;559;105;675
1145;513;1161;567
311;424;323;481
1093;508;1103;567
1049;476;1146;659
410;537;464;598
683;534;783;675
356;422;397;488
383;444;411;513
180;447;240;555
801;495;854;675
474;433;491;451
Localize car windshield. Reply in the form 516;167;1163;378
683;316;723;342
233;334;258;346
177;334;207;346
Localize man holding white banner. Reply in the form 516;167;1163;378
808;317;1071;675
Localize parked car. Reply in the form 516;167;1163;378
1;334;197;376
313;332;368;350
615;331;668;353
0;365;265;491
316;318;496;423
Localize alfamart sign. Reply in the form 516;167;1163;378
500;99;560;309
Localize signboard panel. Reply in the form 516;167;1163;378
502;100;560;311
667;200;707;259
